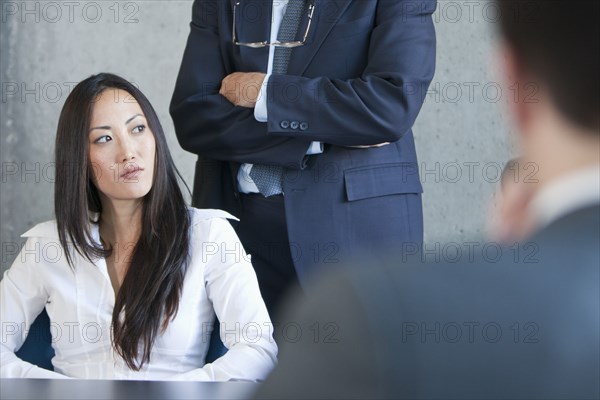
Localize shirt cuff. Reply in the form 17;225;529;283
253;74;271;122
306;142;323;155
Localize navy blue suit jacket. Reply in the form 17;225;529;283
255;205;600;399
171;0;437;284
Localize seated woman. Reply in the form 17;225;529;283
0;73;277;380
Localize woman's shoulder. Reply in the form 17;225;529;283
187;207;240;244
21;220;60;240
187;207;239;225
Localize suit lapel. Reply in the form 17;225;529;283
233;0;272;71
231;0;353;74
287;0;353;75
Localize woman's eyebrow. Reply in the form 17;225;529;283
89;125;110;132
126;113;143;124
89;114;143;132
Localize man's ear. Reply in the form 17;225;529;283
501;43;533;137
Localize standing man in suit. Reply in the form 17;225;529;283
170;0;436;318
254;1;599;398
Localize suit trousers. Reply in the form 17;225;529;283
235;193;300;325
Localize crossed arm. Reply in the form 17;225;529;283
170;0;437;166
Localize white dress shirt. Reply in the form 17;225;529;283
529;165;600;229
0;208;277;380
238;0;322;193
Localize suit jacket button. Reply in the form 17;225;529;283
280;120;290;129
299;122;309;131
290;121;299;130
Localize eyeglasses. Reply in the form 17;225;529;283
232;0;316;48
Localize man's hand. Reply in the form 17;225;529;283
487;166;539;243
349;143;391;149
220;72;266;108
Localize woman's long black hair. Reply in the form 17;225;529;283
54;73;191;370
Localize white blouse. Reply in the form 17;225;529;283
0;208;277;381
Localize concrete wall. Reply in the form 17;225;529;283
1;1;515;272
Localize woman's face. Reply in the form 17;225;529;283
88;89;156;204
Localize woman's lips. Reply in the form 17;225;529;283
120;167;144;180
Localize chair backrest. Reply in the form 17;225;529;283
15;309;54;370
205;320;228;363
16;310;227;370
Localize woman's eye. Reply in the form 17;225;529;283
94;135;112;144
132;125;145;134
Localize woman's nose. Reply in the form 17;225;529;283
122;152;135;163
119;136;136;163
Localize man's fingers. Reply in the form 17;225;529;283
348;142;391;149
219;72;265;107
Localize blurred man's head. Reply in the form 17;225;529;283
498;1;599;183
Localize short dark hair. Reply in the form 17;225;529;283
55;73;191;370
497;1;599;132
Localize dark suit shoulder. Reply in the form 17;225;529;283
340;206;600;398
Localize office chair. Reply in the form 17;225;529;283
15;309;228;371
14;309;54;371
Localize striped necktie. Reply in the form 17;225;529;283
250;0;307;197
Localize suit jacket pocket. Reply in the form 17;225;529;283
325;15;375;42
344;163;423;202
